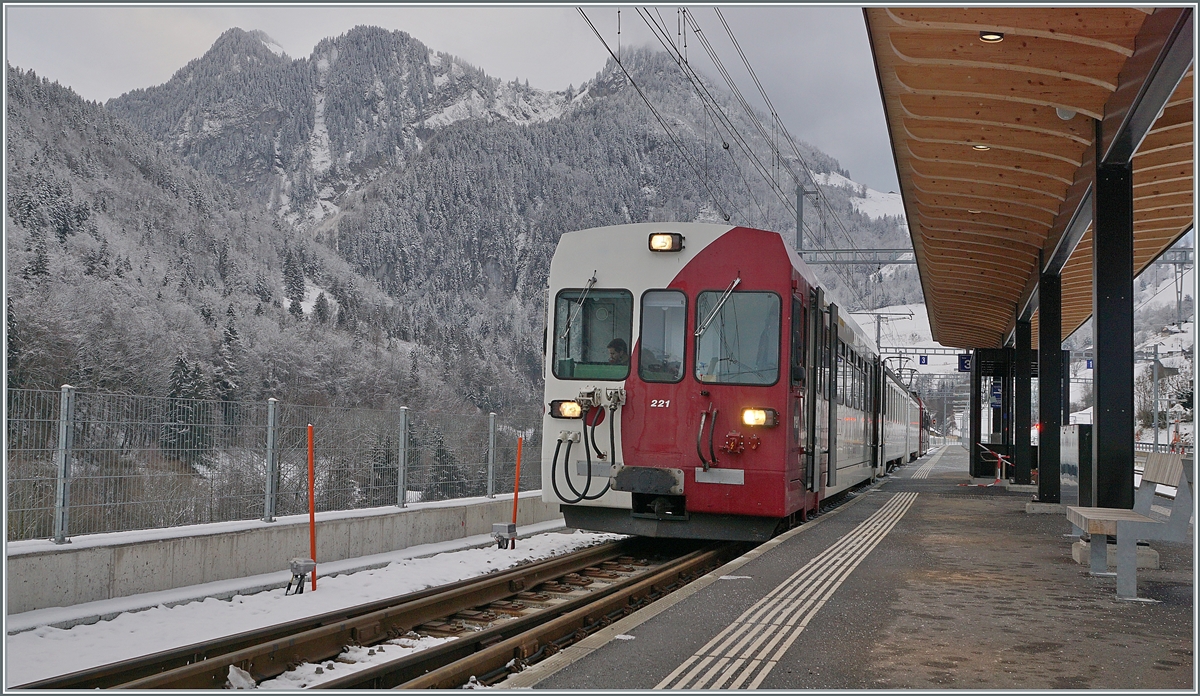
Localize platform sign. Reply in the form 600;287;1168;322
1086;359;1093;369
958;354;972;372
919;355;928;365
990;382;1002;408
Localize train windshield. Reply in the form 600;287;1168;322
639;290;686;383
695;291;780;385
553;288;633;380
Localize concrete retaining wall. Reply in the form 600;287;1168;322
6;492;561;614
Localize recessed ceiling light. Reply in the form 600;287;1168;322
980;31;1004;43
972;144;991;151
968;209;983;214
1055;107;1077;121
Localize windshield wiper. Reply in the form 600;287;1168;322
560;271;598;341
695;276;740;338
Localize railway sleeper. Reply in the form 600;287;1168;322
391;546;733;690
24;541;646;691
488;600;528;614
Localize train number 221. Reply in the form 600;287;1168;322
649;399;671;408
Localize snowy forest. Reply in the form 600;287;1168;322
6;25;918;417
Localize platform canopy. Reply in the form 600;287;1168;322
865;7;1193;348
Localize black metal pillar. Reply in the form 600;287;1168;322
970;351;983;476
1014;320;1033;484
1061;350;1071;424
1001;351;1013;448
1038;271;1062;503
1092;153;1135;509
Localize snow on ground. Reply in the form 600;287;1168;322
299;280;339;316
307;54;335;180
1136;266;1193;313
5;525;621;687
812;172;906;220
423;83;570;129
259;37;286;58
257;634;459;689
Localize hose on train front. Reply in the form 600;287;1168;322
608;402;617;469
589;413;605;461
551;415;611;504
575;416;610;500
550;437;585;504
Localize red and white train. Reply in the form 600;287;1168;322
541;223;927;541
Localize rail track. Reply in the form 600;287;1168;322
21;537;744;690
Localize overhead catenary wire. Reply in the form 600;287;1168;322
703;9;864;254
667;9;873;309
642;8;794;223
577;7;734;223
582;6;874;310
677;9;875;309
642;7;770;225
699;9;887;300
641;6;854;289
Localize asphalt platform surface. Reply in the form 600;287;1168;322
512;445;1194;690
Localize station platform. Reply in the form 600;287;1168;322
508;445;1194;690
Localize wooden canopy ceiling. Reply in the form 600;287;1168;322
865;7;1194;348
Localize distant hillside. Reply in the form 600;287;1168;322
9;26;920;411
5;63;480;414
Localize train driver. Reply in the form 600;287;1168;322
607;338;630;365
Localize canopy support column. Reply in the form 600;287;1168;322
1092;142;1135;509
969;351;984;477
1014;320;1033;484
1037;270;1062;503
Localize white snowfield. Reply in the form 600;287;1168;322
813;171;906;220
4;525;623;688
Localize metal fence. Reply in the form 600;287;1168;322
6;387;542;542
1134;440;1193;456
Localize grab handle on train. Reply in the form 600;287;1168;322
697;409;710;471
708;408;720;468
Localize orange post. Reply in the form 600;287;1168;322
510;437;523;549
308;423;317;591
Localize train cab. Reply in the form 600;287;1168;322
541;223;886;541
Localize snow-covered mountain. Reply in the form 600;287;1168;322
9;26;921;413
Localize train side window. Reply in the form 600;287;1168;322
639;290;686;383
852;363;859;411
695;291;780;385
553;288;633;380
790;298;806;383
842;344;848;406
816;313;826;393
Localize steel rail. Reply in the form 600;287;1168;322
19;539;635;690
315;542;741;689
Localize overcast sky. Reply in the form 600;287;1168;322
4;5;900;193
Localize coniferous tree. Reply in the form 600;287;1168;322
254;272;272;302
22;236;49;279
313;292;330;324
161;353;214;469
423;429;466;501
368;434;397;506
7;297;21;388
283;249;305;304
214;321;244;403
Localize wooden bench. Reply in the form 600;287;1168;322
1066;452;1193;600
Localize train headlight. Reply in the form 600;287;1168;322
550;400;583;419
649;233;685;252
742;408;779;427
